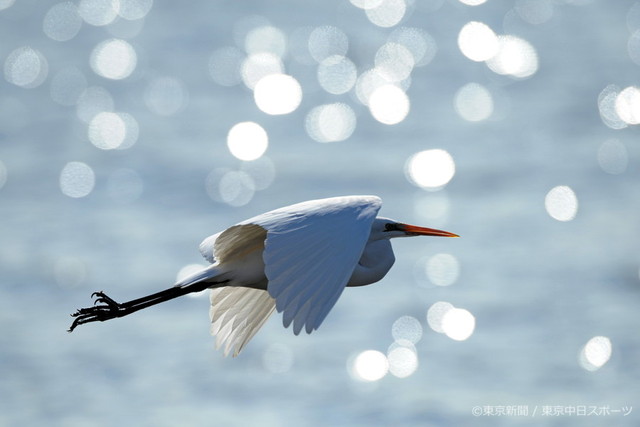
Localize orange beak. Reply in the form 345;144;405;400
397;223;459;238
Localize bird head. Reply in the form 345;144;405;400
371;217;459;240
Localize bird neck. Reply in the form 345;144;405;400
347;239;395;287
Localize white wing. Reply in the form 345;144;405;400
197;195;381;353
199;224;273;357
209;287;276;357
198;223;266;264
243;195;382;335
198;232;220;264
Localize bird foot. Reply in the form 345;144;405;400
68;291;123;332
91;291;119;309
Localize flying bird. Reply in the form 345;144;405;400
69;195;458;356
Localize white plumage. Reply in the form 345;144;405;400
70;195;458;357
179;195;381;356
209;287;275;357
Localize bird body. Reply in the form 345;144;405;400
70;195;458;357
347;237;395;287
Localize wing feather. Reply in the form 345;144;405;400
209;287;276;357
243;195;382;334
199;224;266;264
275;240;333;311
200;195;381;353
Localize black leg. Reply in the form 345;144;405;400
68;280;224;332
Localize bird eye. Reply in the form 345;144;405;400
384;223;396;232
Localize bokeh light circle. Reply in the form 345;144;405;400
427;301;454;333
88;112;126;150
90;39;137;80
454;83;494;122
350;350;389;382
43;2;83;42
442;308;475;341
598;85;627;130
355;68;389;106
317;55;357;95
219;170;255;207
486;35;538;79
88;111;138;150
365;0;406;28
227;122;269;161
458;21;498;62
627;30;640;66
305;103;356;143
245;25;287;57
355;68;409;106
308;26;349;63
545;185;578;222
78;0;119;26
405;149;456;190
368;85;410;125
387;346;418;378
388;27;437;67
579;336;612;371
615;86;640;125
253;74;302;115
391;315;423;344
60;161;95;198
426;253;460;287
241;53;284;89
375;42;415;82
4;47;49;89
241;156;276;191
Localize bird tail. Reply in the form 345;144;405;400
175;263;227;288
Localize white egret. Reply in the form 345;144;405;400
69;195;458;356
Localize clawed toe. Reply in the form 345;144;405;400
68;291;123;332
91;291;119;308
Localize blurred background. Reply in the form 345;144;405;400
1;0;639;425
